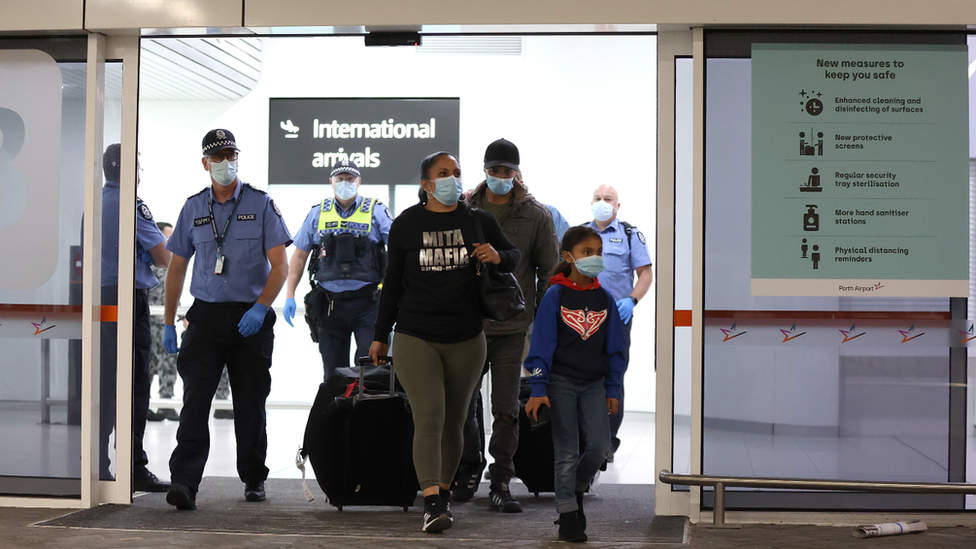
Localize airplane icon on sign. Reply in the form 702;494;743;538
281;120;300;138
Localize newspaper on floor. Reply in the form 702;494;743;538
852;521;927;538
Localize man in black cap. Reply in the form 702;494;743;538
161;129;292;510
283;159;393;381
457;138;559;512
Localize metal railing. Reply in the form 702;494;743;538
659;470;976;527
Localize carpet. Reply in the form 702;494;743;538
38;477;686;545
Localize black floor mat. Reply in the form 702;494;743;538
37;478;685;544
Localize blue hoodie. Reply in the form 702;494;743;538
524;273;628;399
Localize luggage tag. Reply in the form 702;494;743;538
214;254;225;275
295;447;316;502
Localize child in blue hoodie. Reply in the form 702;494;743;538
524;225;627;543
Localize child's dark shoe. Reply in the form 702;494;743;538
557;511;587;542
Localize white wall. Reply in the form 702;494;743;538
137;34;659;408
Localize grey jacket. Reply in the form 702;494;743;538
468;180;559;335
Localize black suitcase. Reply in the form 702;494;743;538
300;357;419;511
512;377;557;495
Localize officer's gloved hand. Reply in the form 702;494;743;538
615;298;635;324
283;298;296;327
238;303;269;337
137;245;154;265
163;324;179;354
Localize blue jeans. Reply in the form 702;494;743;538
548;373;611;514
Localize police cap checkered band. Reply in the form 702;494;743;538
202;129;239;156
330;159;360;178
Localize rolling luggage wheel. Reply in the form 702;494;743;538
403;505;409;512
336;505;343;511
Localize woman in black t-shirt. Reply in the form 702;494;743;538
370;152;520;533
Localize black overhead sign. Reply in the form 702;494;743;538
268;98;460;185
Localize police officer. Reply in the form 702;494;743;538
586;184;653;462
99;143;172;492
283;160;392;382
161;129;292;510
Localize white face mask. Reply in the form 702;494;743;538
333;180;358;201
209;158;238;186
591;200;614;222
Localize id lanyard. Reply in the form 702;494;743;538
208;190;242;275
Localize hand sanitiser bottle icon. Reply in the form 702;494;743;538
803;205;819;232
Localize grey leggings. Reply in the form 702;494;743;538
392;331;487;490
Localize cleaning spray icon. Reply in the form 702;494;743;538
803;205;819;232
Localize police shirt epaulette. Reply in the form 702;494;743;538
187;187;208;199
243;182;267;195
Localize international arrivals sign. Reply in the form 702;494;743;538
750;44;969;297
268;98;460;186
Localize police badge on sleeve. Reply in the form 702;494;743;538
139;203;153;221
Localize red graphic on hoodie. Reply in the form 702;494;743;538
560;306;608;341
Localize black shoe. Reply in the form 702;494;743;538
244;481;266;502
166;483;196;510
576;491;586;531
133;469;170;493
557;511;588;542
452;468;480;502
488;487;522;513
439;488;453;519
422;494;452;533
214;409;235;420
145;409;162;422
157;408;180;421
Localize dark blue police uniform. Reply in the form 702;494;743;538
99;178;167;483
166;180;292;496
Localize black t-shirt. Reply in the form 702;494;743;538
374;203;520;343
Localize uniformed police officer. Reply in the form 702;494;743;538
161;129;292;510
283;160;392;382
99;143;172;492
586;184;653;462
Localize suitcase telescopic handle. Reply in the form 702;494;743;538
355;356;395;398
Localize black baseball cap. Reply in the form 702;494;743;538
484;138;519;170
202;129;239;157
330;159;361;178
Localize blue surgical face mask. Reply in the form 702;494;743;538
209;158;238;186
486;174;515;195
431;175;462;206
572;254;605;278
333;179;358;201
591;200;614;222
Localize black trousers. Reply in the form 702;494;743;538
98;285;152;480
608;315;633;452
313;286;380;382
169;300;275;491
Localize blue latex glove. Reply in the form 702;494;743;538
283;297;296;327
163;324;179;354
616;297;635;324
137;244;154;265
238;303;269;337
